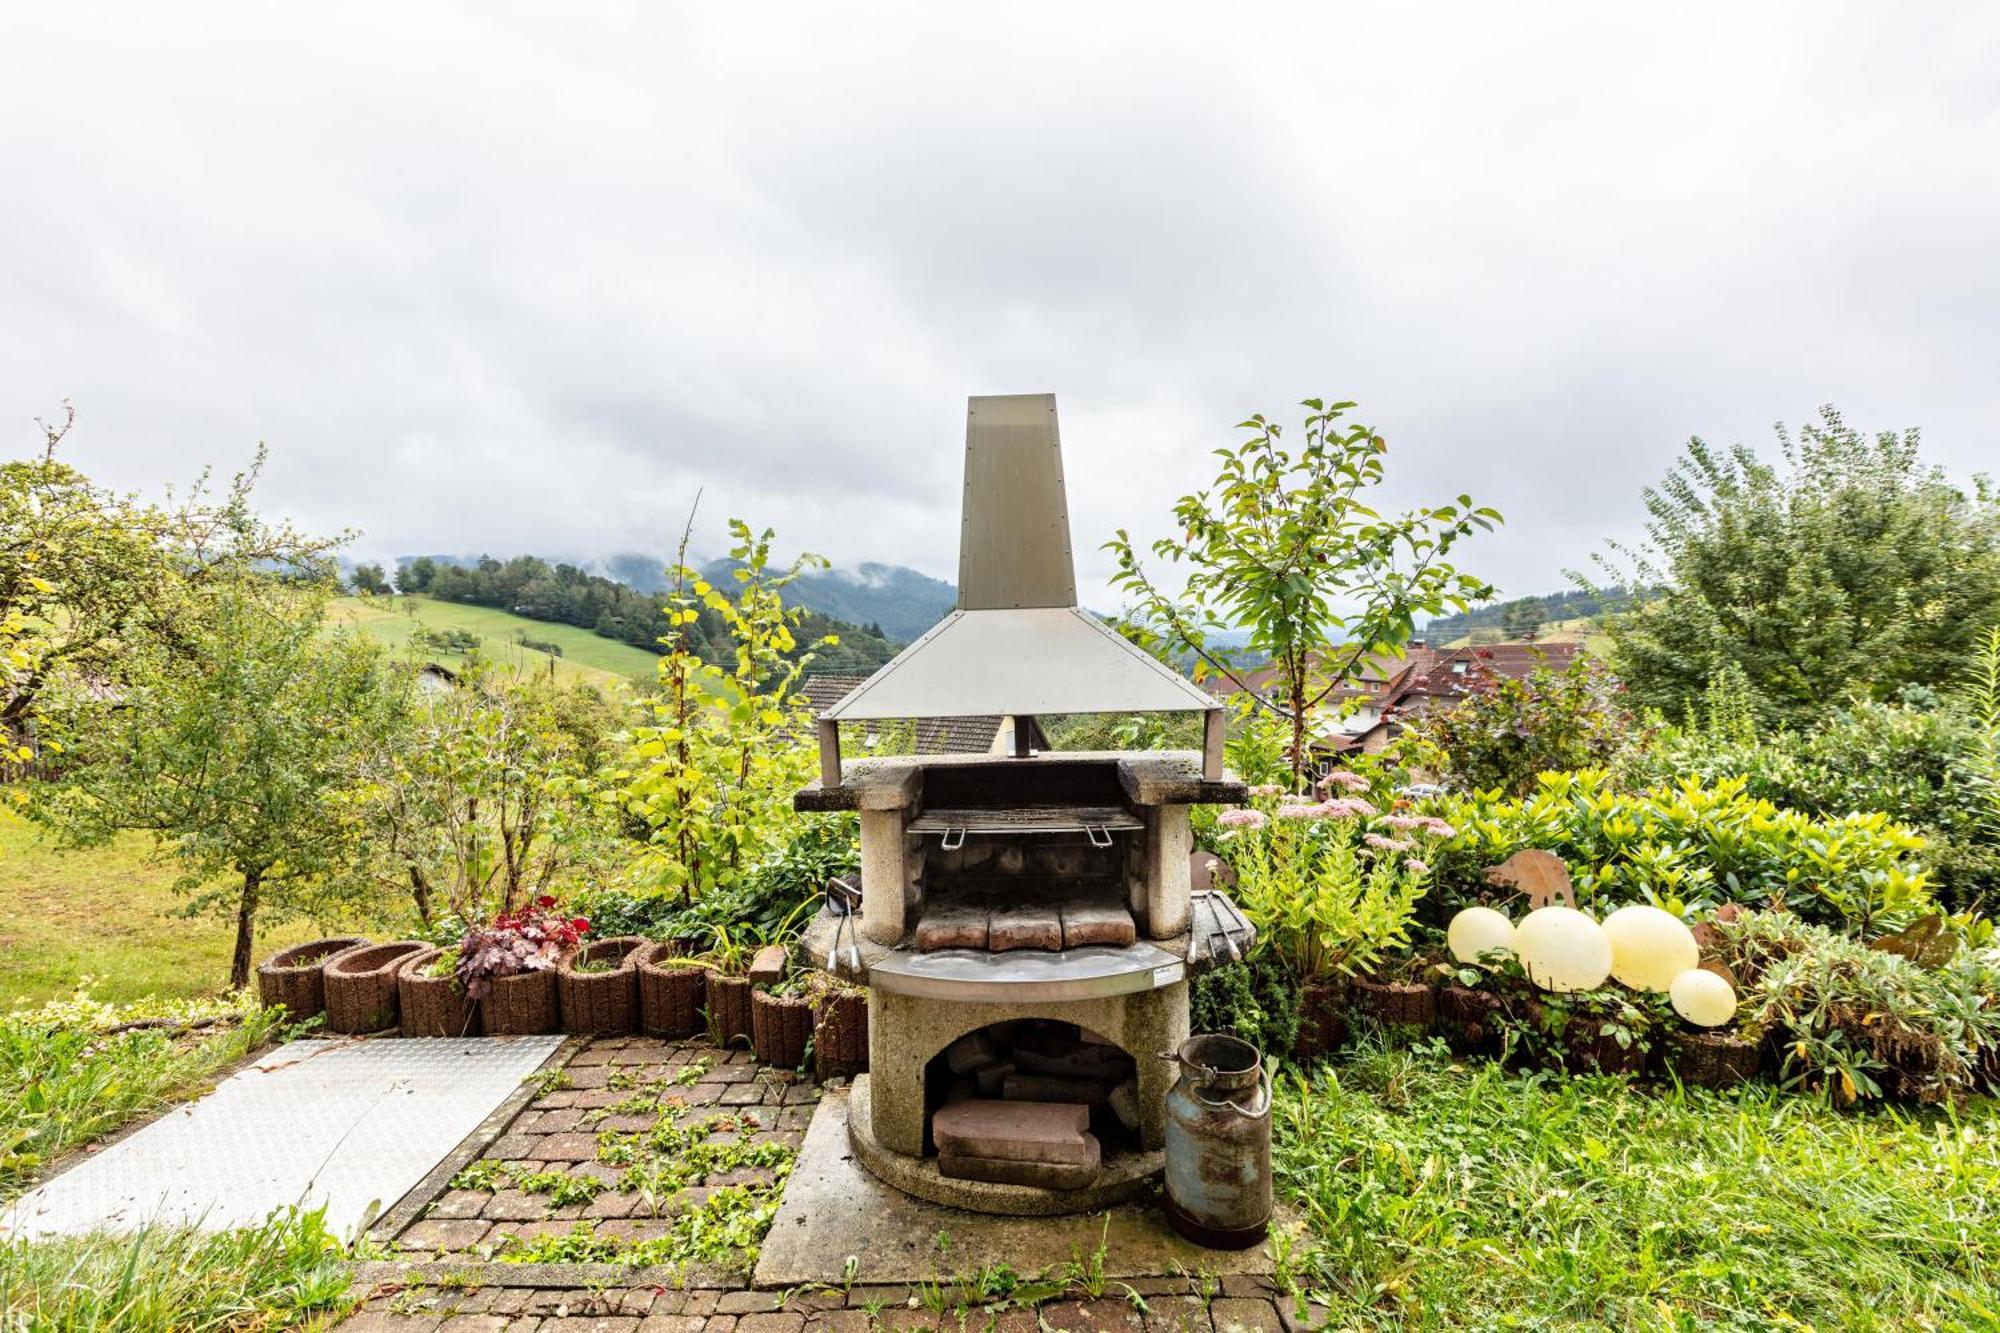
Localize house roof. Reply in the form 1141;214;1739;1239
1386;642;1583;710
797;673;1004;755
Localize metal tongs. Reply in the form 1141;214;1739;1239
1188;889;1253;966
825;873;863;972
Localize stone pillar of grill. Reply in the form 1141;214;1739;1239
859;808;913;946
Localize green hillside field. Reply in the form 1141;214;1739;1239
327;594;660;691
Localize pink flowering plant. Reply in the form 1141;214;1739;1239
1207;779;1453;981
456;895;591;999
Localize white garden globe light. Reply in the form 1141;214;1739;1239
1447;907;1517;965
1670;968;1738;1028
1515;906;1613;993
1602;905;1700;992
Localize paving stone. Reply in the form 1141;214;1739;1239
707;1066;757;1084
716;1292;783;1315
782;1085;821;1105
341;1315;444;1332
718;1085;764;1106
1141;1297;1211;1333
566;1066;617;1088
1217;1279;1273;1301
702;1318;738;1333
491;1290;534;1315
569;1046;615;1066
640;1319;708;1333
572;1089;636;1108
483;1190;549;1221
428;1189;490;1219
599;1115;659;1133
737;1315;804;1333
489;1133;543;1158
570;1160;625;1185
585;1190;640;1218
599;1218;673;1243
398;1219;490;1251
1207;1301;1281;1333
439;1317;512;1333
1040;1301;1145;1333
843;1287;905;1308
681;1292;721;1318
542;1319;638;1333
807;1313;871;1333
539;1133;603;1161
527;1109;587;1133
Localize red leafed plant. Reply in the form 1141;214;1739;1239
456;896;590;998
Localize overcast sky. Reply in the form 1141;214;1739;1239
4;5;1996;607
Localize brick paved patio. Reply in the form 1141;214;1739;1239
341;1035;1300;1332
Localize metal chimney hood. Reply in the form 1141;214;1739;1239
815;394;1222;785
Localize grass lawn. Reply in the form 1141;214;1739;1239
1276;1042;2000;1329
0;821;360;1007
327;594;658;692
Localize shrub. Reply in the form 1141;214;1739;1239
455;896;589;999
1712;909;2000;1105
1400;652;1632;797
1428;770;1932;934
1208;784;1446;982
1627;691;1999;913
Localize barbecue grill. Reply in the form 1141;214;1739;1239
793;394;1253;1214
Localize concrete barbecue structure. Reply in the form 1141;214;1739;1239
793;394;1253;1216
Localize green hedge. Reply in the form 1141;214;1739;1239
1428;770;1932;934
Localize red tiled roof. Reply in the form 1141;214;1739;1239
795;674;1003;755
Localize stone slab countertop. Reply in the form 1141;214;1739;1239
792;750;1246;813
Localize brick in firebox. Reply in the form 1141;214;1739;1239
1059;901;1137;949
932;1099;1093;1164
988;903;1063;951
938;1144;1102;1190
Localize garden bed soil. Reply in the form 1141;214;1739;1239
1666;1029;1760;1089
255;936;369;1019
707;972;755;1047
482;968;560;1035
397;947;480;1038
811;983;869;1081
557;936;646;1035
751;987;813;1069
323;941;425;1034
1292;977;1349;1061
1351;979;1437;1032
1436;984;1505;1057
636;942;710;1038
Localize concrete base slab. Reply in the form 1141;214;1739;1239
1;1035;563;1238
755;1084;1277;1289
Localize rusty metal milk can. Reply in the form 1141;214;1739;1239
1161;1033;1272;1248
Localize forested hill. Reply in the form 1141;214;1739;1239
612;554;958;644
392;554;900;673
1424;587;1630;642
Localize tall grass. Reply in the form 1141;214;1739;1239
0;1207;354;1332
1;992;285;1198
1273;1041;2000;1329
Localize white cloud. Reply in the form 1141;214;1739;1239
3;3;1996;603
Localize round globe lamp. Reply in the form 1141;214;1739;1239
1602;904;1700;992
1515;906;1613;993
1669;968;1737;1028
1447;907;1517;965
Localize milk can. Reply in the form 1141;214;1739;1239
1161;1033;1272;1248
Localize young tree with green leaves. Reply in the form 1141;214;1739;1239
348;663;619;928
1;406;341;737
605;514;834;903
1591;406;2000;724
1107;398;1499;790
31;589;394;987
